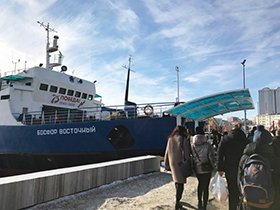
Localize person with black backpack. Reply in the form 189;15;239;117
238;125;280;210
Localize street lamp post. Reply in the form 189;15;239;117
241;59;247;133
176;66;180;102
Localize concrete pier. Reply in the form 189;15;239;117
0;155;160;210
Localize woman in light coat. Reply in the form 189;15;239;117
164;125;191;210
192;126;215;210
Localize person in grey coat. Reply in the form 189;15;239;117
192;126;216;210
164;125;192;210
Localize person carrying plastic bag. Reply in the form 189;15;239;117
216;123;249;210
210;173;228;202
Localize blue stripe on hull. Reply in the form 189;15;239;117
0;117;176;176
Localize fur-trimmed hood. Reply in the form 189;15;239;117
192;134;207;146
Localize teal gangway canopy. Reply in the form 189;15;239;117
166;89;254;121
0;75;29;81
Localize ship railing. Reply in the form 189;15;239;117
1;68;26;77
13;102;178;125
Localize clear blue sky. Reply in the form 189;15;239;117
0;0;279;120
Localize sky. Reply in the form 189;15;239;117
0;0;279;121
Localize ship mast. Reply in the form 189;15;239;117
123;55;132;104
37;21;58;69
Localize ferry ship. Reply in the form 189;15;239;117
0;22;177;177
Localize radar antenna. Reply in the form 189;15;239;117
37;21;58;69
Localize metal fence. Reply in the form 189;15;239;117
14;102;176;125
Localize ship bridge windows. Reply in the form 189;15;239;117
75;91;81;98
59;87;66;94
82;93;87;99
50;85;58;93
38;83;94;102
67;89;74;96
39;83;48;91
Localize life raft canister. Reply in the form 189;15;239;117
144;104;153;116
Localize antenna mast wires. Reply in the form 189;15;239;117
37;21;57;69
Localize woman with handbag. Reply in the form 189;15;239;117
191;126;216;210
164;125;192;210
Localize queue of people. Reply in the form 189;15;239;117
165;125;215;210
164;124;280;210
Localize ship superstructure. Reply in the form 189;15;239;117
0;22;102;125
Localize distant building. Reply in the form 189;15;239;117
255;114;280;131
207;117;234;132
257;87;280;131
258;87;277;115
227;116;240;124
276;87;280;114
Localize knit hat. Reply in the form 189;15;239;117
195;126;205;135
253;125;272;144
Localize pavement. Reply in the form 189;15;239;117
27;170;228;210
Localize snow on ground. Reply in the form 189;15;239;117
27;169;228;210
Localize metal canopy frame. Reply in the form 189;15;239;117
166;89;254;121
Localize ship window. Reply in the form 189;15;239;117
50;85;58;93
59;87;66;94
22;107;28;114
1;95;10;100
39;83;48;91
75;91;81;98
88;94;93;100
67;89;74;96
82;93;87;99
25;82;31;86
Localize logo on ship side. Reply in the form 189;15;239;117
51;94;86;107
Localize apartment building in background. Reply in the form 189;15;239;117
256;87;280;130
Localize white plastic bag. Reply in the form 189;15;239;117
210;173;228;202
209;173;218;193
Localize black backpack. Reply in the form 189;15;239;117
240;154;275;209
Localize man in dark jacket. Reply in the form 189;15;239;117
217;123;249;210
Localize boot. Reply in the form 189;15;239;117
198;200;203;209
203;203;207;210
175;202;182;210
203;198;208;210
